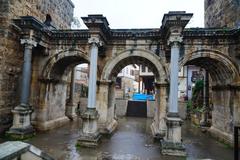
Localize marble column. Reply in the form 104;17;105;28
66;67;77;120
77;37;101;147
161;34;186;156
7;39;37;139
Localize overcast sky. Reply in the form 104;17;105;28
72;0;204;29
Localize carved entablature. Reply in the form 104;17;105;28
51;30;90;40
13;13;239;61
110;29;161;40
183;28;239;46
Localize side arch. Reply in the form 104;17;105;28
42;49;89;81
180;49;240;84
101;49;167;83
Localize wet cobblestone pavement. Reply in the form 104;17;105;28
0;117;236;159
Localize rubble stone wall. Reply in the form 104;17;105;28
205;0;240;28
0;0;74;134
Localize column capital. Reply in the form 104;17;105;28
168;33;183;47
98;80;113;85
154;82;169;88
20;39;37;49
88;37;102;47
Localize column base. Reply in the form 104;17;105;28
160;140;186;156
6;126;35;140
160;115;186;156
208;126;233;146
99;119;118;135
65;102;77;120
77;132;101;148
151;121;165;139
77;109;101;147
150;122;159;139
33;116;70;131
6;106;35;140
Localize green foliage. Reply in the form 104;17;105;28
187;80;205;115
186;100;192;110
192;80;204;99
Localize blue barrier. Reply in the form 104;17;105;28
132;93;154;101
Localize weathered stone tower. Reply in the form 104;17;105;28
205;0;240;28
0;0;74;134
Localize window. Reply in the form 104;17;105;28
141;65;146;72
130;70;134;76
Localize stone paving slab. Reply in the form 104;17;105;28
0;141;30;159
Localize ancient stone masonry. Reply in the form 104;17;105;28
0;0;74;135
0;0;74;29
205;0;240;28
0;0;239;150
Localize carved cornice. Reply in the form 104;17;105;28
183;28;239;38
51;30;90;40
110;29;161;39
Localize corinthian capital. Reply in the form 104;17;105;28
88;37;102;47
20;39;37;49
168;33;183;47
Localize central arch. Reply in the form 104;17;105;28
101;49;167;83
98;48;168;137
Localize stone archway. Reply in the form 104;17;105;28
180;49;239;85
35;49;89;130
98;49;168;137
42;49;89;81
101;49;167;83
180;49;240;145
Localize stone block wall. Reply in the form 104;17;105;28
0;0;74;134
210;88;234;144
205;0;240;28
0;17;22;134
0;0;74;29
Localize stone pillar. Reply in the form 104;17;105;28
77;37;101;147
97;80;118;134
161;33;186;156
200;70;210;127
7;39;37;139
151;83;168;139
66;68;77;120
159;83;168;137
